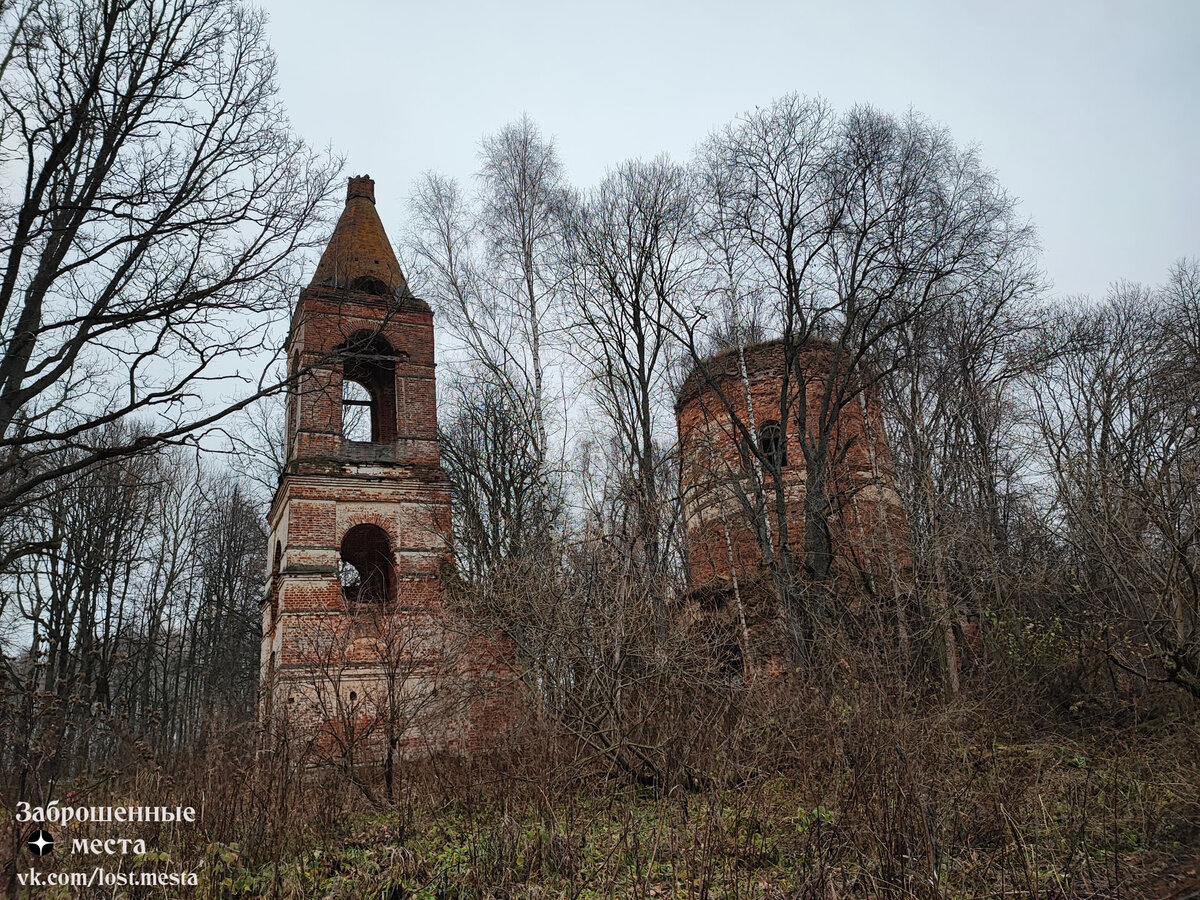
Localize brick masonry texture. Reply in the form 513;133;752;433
261;177;518;755
676;339;911;594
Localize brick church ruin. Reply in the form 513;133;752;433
260;176;911;746
260;176;509;754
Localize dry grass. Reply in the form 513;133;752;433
13;672;1197;900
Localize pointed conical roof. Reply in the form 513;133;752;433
309;176;409;296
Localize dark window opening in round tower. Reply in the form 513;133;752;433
339;524;393;605
759;420;787;468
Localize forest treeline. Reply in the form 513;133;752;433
408;100;1200;763
1;94;1196;798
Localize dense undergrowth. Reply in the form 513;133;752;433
10;680;1198;900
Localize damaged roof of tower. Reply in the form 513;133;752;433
309;176;410;297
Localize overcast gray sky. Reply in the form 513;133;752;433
258;0;1198;302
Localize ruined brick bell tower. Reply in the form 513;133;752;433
261;176;463;749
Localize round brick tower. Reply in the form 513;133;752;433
676;338;909;594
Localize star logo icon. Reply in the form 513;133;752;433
27;828;54;856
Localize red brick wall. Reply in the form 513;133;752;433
261;278;518;755
676;339;910;592
287;288;442;470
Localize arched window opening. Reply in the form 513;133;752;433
339;523;393;605
342;379;374;442
759;421;787;469
337;334;397;444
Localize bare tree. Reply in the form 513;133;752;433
0;441;264;805
477;115;567;469
405;118;567;560
1033;271;1200;700
879;256;1042;690
0;0;340;566
673;96;1038;673
560;156;694;606
439;373;551;582
275;597;465;804
456;497;734;791
679;95;838;654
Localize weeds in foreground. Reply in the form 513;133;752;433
11;681;1197;900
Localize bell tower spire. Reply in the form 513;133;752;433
260;175;465;750
309;175;410;296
